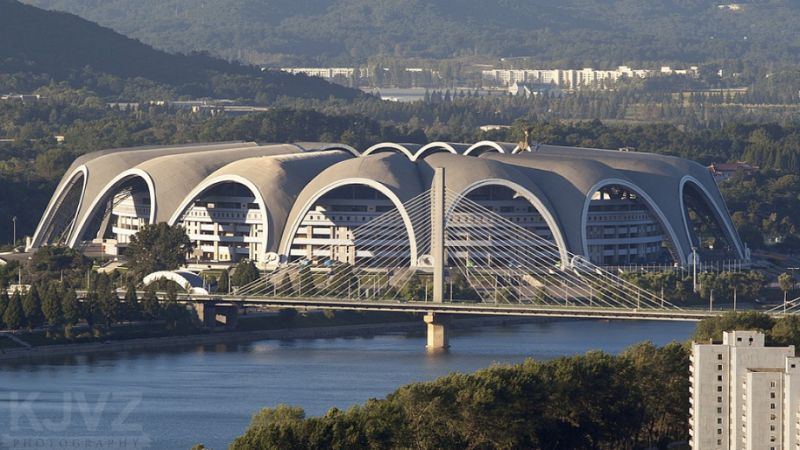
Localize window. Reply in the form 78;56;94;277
718;354;723;360
718;396;723;403
718;364;723;371
717;386;723;392
717;407;722;414
717;428;722;435
718;375;723;381
771;392;776;399
771;403;776;410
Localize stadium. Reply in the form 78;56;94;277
29;140;746;269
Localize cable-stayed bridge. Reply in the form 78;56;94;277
191;169;797;349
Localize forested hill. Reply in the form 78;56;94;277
0;0;361;100
21;0;800;66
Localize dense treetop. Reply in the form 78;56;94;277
22;0;800;66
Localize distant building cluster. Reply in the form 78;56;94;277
690;330;799;450
278;67;441;87
0;94;45;103
482;66;699;89
107;100;270;116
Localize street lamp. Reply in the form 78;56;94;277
11;215;16;248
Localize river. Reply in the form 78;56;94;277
0;319;695;450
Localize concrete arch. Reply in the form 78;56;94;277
168;175;270;262
452;178;570;266
679;175;745;262
68;168;156;247
142;270;209;295
31;165;88;248
464;141;508;157
415;142;459;160
293;142;360;157
279;178;419;265
362;143;417;160
581;178;686;264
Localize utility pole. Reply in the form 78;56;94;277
692;247;698;293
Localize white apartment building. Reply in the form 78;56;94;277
690;330;799;450
482;66;698;89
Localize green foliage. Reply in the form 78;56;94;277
124;282;139;320
0;289;7;328
82;290;99;330
60;288;78;335
126;222;194;280
141;285;160;324
22;284;43;330
40;281;62;331
26;0;800;66
97;273;120;331
693;311;775;343
217;270;229;294
231;260;259;289
3;290;22;330
294;266;314;297
230;344;690;450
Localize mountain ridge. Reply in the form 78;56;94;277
20;0;800;66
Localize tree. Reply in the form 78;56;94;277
3;290;23;330
162;282;185;329
124;282;139;320
0;290;8;329
22;285;43;330
98;276;120;331
126;222;194;279
218;270;229;294
231;260;259;289
61;289;79;336
142;285;161;325
295;265;314;296
83;290;99;330
778;272;794;310
40;282;63;335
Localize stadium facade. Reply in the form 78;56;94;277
29;141;746;268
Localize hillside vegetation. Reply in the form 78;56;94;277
22;0;800;66
0;0;360;100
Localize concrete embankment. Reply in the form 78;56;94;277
0;316;541;363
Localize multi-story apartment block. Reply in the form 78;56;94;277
690;330;799;450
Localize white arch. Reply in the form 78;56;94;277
314;144;360;157
464;141;507;157
167;175;270;262
31;165;88;249
293;142;360;157
581;178;686;264
679;175;745;262
142;270;209;295
452;179;570;266
414;142;458;160
361;143;416;160
280;178;419;265
68;168;156;247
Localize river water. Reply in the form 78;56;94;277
0;320;695;450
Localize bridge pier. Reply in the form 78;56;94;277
424;312;448;351
194;302;239;331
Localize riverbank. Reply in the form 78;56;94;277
0;314;540;363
